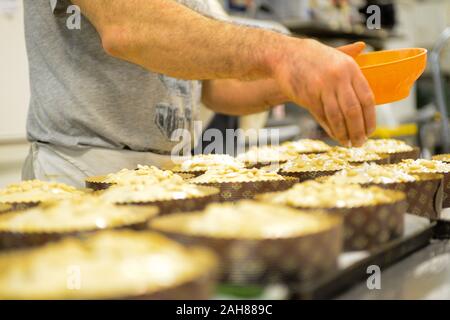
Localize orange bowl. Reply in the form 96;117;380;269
354;48;427;105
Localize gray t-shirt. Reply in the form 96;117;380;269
24;0;217;154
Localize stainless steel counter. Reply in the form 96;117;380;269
337;240;450;300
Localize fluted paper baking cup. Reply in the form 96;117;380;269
86;173;194;191
432;155;450;164
0;204;12;215
279;170;341;183
401;171;449;209
244;160;288;169
443;173;450;208
126;269;217;300
0;201;40;212
386;147;421;164
116;186;220;215
85;176;114;191
151;216;342;285
191;177;299;202
363;173;443;220
0;208;158;251
172;170;205;178
298;202;406;251
121;246;218;300
348;154;390;166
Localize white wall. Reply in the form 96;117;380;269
0;0;30;187
0;0;29;140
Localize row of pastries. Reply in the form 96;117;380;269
0;139;449;299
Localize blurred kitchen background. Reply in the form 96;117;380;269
1;0;450;186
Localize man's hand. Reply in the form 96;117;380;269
271;39;376;147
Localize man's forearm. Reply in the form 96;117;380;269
202;79;287;116
72;0;285;80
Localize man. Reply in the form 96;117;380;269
22;0;375;187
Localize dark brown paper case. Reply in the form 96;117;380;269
0;204;12;214
127;269;217;300
0;201;40;212
244;160;288;169
363;173;444;220
300;201;406;251
386;147;421;164
116;186;220;215
443;172;450;208
279;169;341;183
255;194;407;251
404;171;450;209
150;216;343;285
122;247;218;300
85;175;113;191
172;170;203;178
432;155;450;164
191;177;299;202
0;208;158;251
85;173;194;191
348;154;390;166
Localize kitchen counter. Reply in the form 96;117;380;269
337;240;450;300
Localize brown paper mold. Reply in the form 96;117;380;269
320;172;443;220
149;201;343;285
237;144;301;170
361;139;420;164
279;169;342;183
347;154;390;166
386;147;421;164
243;160;289;170
85;173;193;191
85;175;113;191
432;154;450;164
172;170;206;178
256;184;407;251
0;180;87;211
0;199;158;251
281;139;332;155
0;230;218;300
171;154;246;176
324;146;390;167
397;159;450;209
191;177;299;202
85;165;193;191
101;185;221;215
0;204;12;215
276;154;348;183
3;202;39;212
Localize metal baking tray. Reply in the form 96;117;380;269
432;208;450;239
291;214;435;299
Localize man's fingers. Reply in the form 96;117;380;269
321;91;350;146
352;75;377;136
337;83;367;147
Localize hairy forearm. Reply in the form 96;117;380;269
202;79;288;116
72;0;286;80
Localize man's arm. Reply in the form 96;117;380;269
71;0;376;147
202;79;286;116
71;0;278;80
